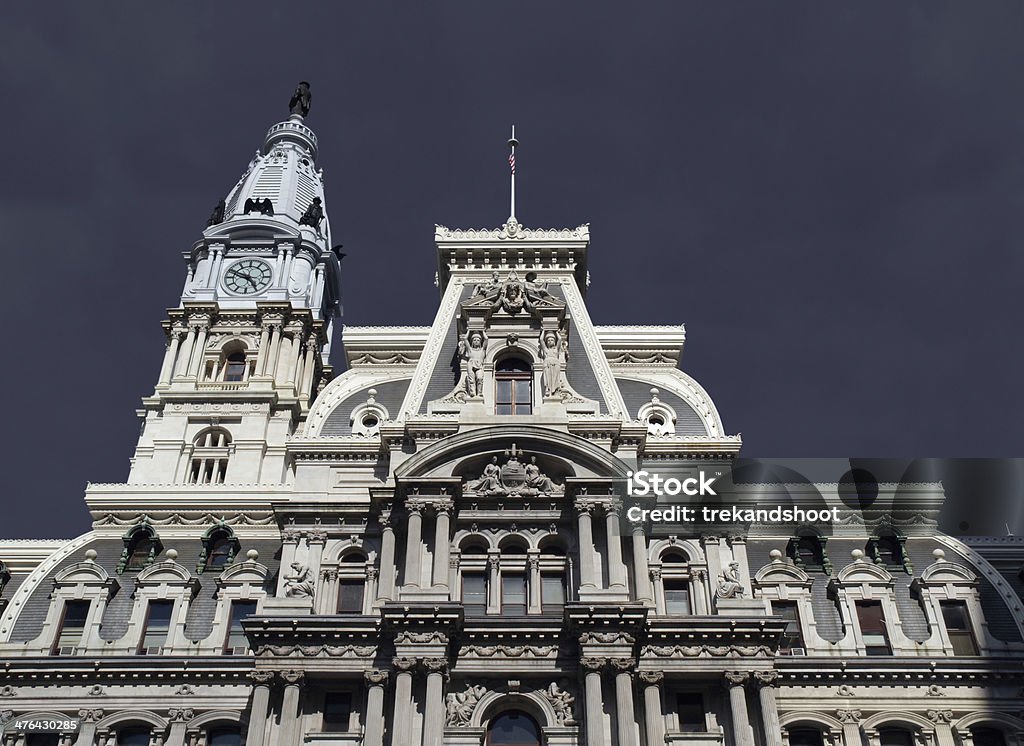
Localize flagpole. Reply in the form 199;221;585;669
508;125;518;222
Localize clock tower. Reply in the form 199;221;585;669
127;83;343;486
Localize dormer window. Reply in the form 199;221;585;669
495;358;532;415
867;531;912;574
787;534;832;574
198;524;240;572
119;525;163;574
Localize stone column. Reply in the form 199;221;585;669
244;672;274;746
165;709;191;746
528;555;541;614
404;504;424;588
631;525;653;605
754;672;782;746
487;555;501;613
364;568;378;614
423;658;447;746
299;336;319;400
255;323;272;375
639;672;665;746
606;501;627;590
277;330;298;385
158;331;182;385
582;657;606;746
432;504;452;589
363;670;389;746
927;711;957;746
576;501;598;590
377;508;397;601
650;568;665;615
174;326;195;377
187;324;208;378
391;658;417;746
267;324;284;383
612;659;636;746
73;709;104;746
277;670;305;746
725;672;754;746
836;711;864;746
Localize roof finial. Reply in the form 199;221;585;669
508;125;518;223
289;81;312;119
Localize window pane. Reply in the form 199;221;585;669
972;728;1008;746
26;736;61;746
462;574;486;613
879;729;914;746
56;600;90;650
541;575;565;610
227;600;257;651
323;692;353;733
117;729;151;746
502;575;526;614
676;693;705;732
141;600;174;650
789;729;824;746
488;712;540;745
495;404;513;415
773;601;804;651
856;601;891;655
940;601;968;630
496;380;513;405
664;580;691;615
337;580;365;613
514;379;531;404
208;728;242;746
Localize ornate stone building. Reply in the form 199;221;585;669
1;88;1022;746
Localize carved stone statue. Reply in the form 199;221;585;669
458;330;487;397
544;681;576;725
289;81;312;118
473;270;502;297
466;456;502;494
445;683;488;726
524;271;555;302
525;456;560;495
538;330;568;397
283;561;315;598
206;199;225;227
299;196;324;228
716;561;745;599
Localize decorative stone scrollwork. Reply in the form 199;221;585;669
77;709;104;723
168;708;194;723
423;657;448;674
834;709;862;724
445;683;488;726
395;631;448;645
280;670;305;686
580;656;607;672
723;671;749;686
610;658;634;674
926;709;954;723
638;671;664;685
364;670;389;686
248;671;275;686
393;656;418;672
580;632;635;645
754;671;779;687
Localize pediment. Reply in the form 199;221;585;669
835;559;893;584
135;560;196;587
754;561;811;585
920;561;977;584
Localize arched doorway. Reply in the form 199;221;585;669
487;711;542;746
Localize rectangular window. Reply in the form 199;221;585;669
855;600;891;655
337;580;364;613
462;574;487;615
140;600;174;653
322;691;353;733
225;600;257;653
878;730;915;746
501;574;527;615
664;580;691;615
773;600;804;652
54;600;90;654
676;692;705;733
940;600;978;656
541;575;566;612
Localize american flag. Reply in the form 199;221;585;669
508;151;516;175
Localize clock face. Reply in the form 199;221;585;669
224;259;273;295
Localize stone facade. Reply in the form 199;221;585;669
0;90;1022;746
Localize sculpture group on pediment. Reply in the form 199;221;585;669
469;270;563;320
464;445;564;497
445;683;488;726
544;680;576;725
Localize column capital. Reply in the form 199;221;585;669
638;671;664;685
280;670;305;686
393;656;418;672
926;709;954;724
407;502;425;516
77;709;105;723
575;499;599;516
834;709;862;725
753;671;780;687
306;529;328;545
364;669;390;686
423;657;449;674
168;708;194;723
581;656;607;673
610;658;634;673
700;534;721;545
723;671;749;687
248;671;276;686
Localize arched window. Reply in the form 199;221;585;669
188;427;232;485
26;734;62;746
198;524;240;572
203;342;254;384
971;727;1008;746
119;525;163;574
207;726;243;746
495;358;532;415
660;550;692;615
487;711;541;746
878;728;914;746
116;727;152;746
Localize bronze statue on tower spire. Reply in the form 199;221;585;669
289;81;312;118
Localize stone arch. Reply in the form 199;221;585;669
779;711;846;732
498;533;531;553
95;709;169;732
324;538;369;564
471;690;558;730
835;558;894;584
953;711;1024;733
455;531;496;553
861;710;936;732
394;425;631;481
648;538;704;564
187;710;245;730
54;560;111;585
135;559;193;584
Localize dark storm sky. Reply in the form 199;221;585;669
2;3;1022;539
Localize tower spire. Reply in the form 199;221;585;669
508;125;518;222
